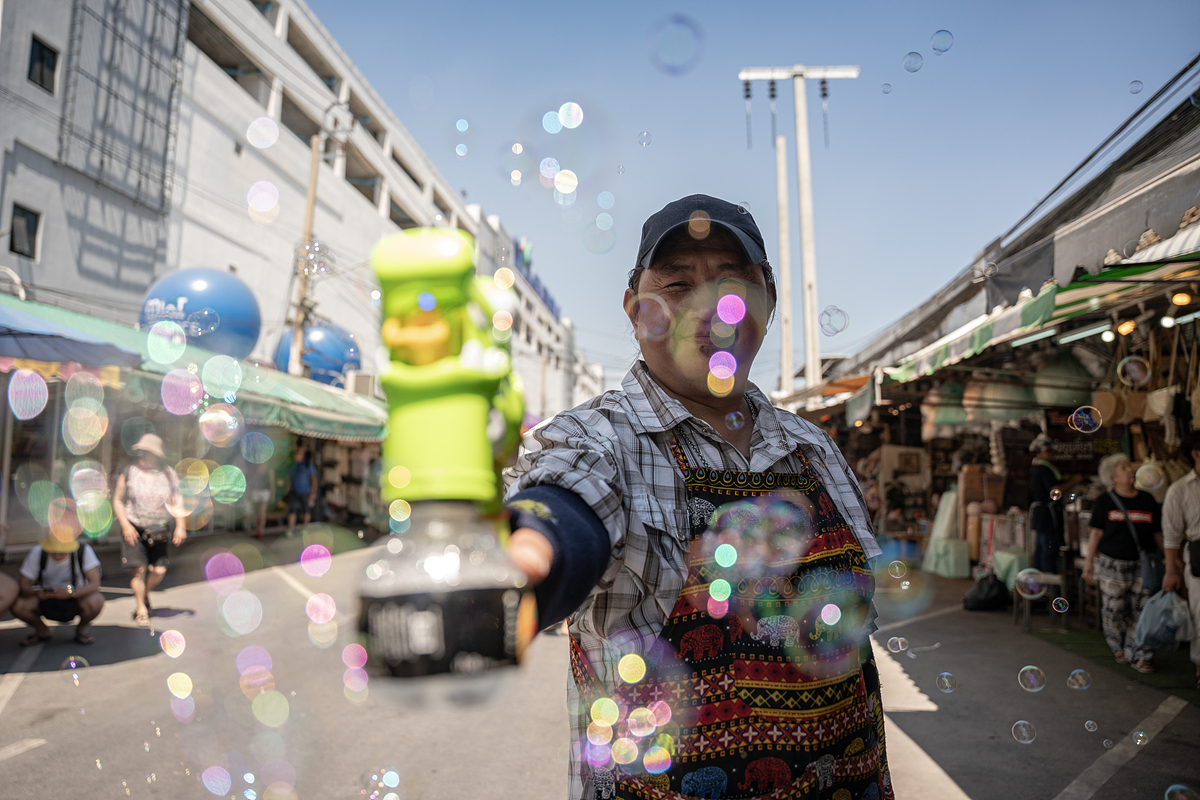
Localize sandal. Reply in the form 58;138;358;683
135;611;150;627
19;632;50;647
74;631;95;645
1114;652;1128;664
1132;661;1155;674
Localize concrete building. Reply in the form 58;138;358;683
0;0;599;408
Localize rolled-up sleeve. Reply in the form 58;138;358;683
1162;481;1187;550
503;410;627;548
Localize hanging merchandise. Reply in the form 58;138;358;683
1034;350;1094;409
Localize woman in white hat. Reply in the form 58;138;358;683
112;433;186;626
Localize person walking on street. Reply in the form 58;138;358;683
1083;453;1161;673
1028;434;1081;574
1163;431;1200;690
286;446;317;536
112;434;186;626
503;196;891;800
11;537;104;645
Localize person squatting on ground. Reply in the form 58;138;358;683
1162;431;1200;689
1027;434;1081;574
0;570;17;623
1083;453;1161;674
11;536;103;646
112;433;186;626
503;195;891;800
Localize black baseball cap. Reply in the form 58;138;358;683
636;194;767;270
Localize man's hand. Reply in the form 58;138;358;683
1163;567;1182;593
173;526;188;547
121;524;138;546
44;586;71;600
1082;562;1094;584
507;527;554;585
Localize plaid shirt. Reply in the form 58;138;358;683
503;360;881;799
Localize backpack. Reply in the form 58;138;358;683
963;572;1010;611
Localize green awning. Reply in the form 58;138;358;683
0;294;387;441
885;284;1058;384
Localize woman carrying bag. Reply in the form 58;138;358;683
112;434;187;626
1082;453;1163;673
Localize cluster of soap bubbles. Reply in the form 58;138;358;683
1068;405;1102;433
543;102;584;134
888;31;952;86
819;305;848;336
583;690;676;774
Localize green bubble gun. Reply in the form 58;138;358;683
358;229;534;694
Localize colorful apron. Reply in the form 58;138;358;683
571;435;892;800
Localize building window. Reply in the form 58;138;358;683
28;37;58;93
10;205;40;258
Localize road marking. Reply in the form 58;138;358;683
873;641;938;712
272;565;314;600
0;646;42;719
875;605;960;634
0;738;47;763
884;714;973;800
1051;695;1188;800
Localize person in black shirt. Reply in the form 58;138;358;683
1083;453;1162;673
1028;434;1081;573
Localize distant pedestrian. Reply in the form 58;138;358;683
1083;453;1160;673
250;461;273;540
1028;434;1081;573
11;537;104;645
112;434;186;626
286;446;318;536
1162;431;1200;690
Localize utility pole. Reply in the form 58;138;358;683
738;65;859;404
773;135;791;396
289;133;321;377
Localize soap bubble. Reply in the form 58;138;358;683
819;306;849;335
539;157;560;179
1069;406;1102;433
166;672;193;699
618;654;646;684
202;766;232;796
61;655;89;687
717;294;747;325
1015;568;1047;600
1018;665;1046;692
186;308;220;337
591;697;619;726
902;52;924;72
886;636;908;653
159;630;186;658
709;578;731;602
736;202;750;214
558;102;583;129
246;181;278;213
1085;720;1098;732
901;580;911;590
708;351;737;380
888;560;907;579
935;672;957;693
455;143;467;157
1103;738;1114;748
598;191;615;209
554;169;579;194
881;83;892;94
542;111;563;134
931;30;954;54
1118;356;1151;387
1050;488;1063;501
643;744;672;774
596;213;613;231
246;117;279;148
820;603;842;625
1129;81;1143;94
301;544;332;577
147;321;187;364
1012;720;1037;744
8;369;49;419
982;261;999;277
240;432;274;464
1165;786;1198;800
1052;597;1069;613
714;543;737;567
637;131;652;147
1132;730;1148;745
456;118;468;132
724;411;744;431
647;14;704;75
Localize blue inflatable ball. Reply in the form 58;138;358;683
273;321;361;387
140;268;262;360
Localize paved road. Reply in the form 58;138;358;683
0;536;1196;799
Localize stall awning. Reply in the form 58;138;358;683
883;284;1058;384
0;294;387;441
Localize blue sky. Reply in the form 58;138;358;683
308;0;1200;392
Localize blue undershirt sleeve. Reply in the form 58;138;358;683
506;484;612;630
